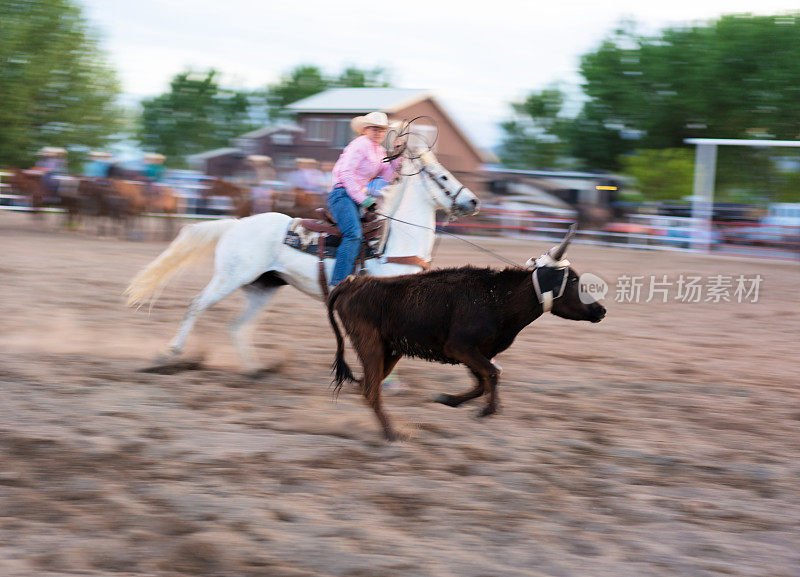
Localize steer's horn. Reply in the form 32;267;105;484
549;223;578;260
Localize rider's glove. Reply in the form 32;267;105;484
366;178;388;198
359;196;377;212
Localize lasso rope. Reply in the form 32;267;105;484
374;210;522;269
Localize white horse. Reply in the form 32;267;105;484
125;150;480;372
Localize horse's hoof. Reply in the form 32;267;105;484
433;393;460;407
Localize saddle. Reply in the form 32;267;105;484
298;208;385;242
286;207;388;297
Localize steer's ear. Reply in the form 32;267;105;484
524;257;536;269
549;223;578;261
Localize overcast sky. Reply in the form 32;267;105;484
81;0;798;148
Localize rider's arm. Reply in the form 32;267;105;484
379;155;402;182
333;138;369;204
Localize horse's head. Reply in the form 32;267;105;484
415;150;479;217
525;224;607;323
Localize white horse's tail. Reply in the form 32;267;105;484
125;218;237;308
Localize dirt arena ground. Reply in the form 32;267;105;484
1;211;798;577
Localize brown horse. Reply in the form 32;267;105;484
144;182;179;239
8;168;81;226
7;169;44;213
204;178;252;219
73;177;131;236
267;187;327;219
291;188;327;219
107;179;179;239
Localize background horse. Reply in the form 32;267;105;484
125;149;480;373
9;168;80;227
105;179;178;240
204;178;252;219
291;188;327;219
144;183;179;240
72;177;132;237
8;169;45;216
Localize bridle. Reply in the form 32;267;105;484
418;163;467;220
386;147;467;220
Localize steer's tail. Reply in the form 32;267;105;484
125;218;237;309
327;284;357;394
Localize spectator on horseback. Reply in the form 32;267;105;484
144;152;166;181
328;111;404;288
242;155;276;185
35;147;68;198
143;152;166;197
290;158;326;194
239;155;277;214
84;150;113;179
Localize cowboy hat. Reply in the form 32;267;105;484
38;146;67;157
295;157;318;168
144;152;166;163
247;155;272;164
351;111;391;135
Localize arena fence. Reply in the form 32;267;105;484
1;173;796;260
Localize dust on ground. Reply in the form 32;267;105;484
1;211;799;576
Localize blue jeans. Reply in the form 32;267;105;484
328;186;362;286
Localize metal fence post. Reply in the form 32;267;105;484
690;142;717;252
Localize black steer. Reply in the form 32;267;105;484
327;225;606;440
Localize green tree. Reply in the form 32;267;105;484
265;65;328;119
503;13;800;173
619;148;695;201
138;70;254;165
498;87;569;169
0;0;121;167
580;14;800;166
335;66;391;88
265;64;392;119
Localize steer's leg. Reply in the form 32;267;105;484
354;333;397;441
476;358;501;418
437;343;500;417
434;367;485;407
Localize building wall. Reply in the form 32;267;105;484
204;152;245;177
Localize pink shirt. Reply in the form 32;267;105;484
332;135;402;204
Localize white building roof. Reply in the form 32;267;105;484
238;123;302;139
685;138;800;147
285;88;430;113
187;147;241;161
